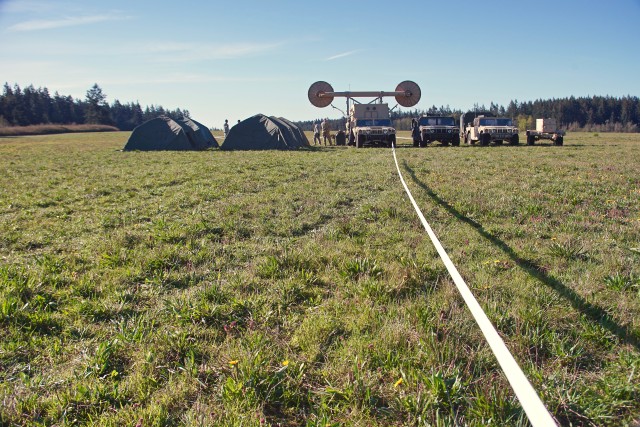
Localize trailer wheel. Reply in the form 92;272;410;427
527;134;535;145
554;136;564;146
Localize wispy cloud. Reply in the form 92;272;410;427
7;13;130;32
104;73;280;86
324;50;360;61
0;0;59;14
146;41;285;62
0;38;285;63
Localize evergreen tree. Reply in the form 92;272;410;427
84;83;111;125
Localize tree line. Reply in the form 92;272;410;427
299;95;640;132
0;83;189;131
2;82;638;133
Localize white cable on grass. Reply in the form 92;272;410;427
391;145;557;427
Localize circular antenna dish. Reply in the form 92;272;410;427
308;81;334;108
395;80;421;107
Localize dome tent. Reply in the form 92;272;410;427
179;117;219;149
123;116;218;151
220;114;309;150
278;116;310;146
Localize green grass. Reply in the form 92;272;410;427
1;131;639;426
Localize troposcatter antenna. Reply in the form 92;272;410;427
308;81;335;108
394;81;421;107
307;80;421;108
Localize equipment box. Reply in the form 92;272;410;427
536;118;557;133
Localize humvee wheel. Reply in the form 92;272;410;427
480;133;490;146
452;138;460;146
356;135;364;148
554;136;564;146
510;134;519;145
527;134;535;145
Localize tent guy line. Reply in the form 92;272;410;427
391;144;557;427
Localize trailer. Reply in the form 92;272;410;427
526;119;565;146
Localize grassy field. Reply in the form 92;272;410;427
0;124;119;137
1;131;639;426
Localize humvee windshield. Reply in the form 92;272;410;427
356;119;392;127
478;118;513;126
419;117;455;126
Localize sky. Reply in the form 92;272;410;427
1;0;639;128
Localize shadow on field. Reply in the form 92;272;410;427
402;161;640;350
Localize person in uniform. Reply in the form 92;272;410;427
313;122;321;145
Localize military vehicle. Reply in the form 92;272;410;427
525;118;564;146
307;80;421;148
462;115;519;146
412;115;459;147
348;103;396;148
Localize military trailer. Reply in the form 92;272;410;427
412;115;459;147
461;115;519;146
348;103;396;148
526;118;565;146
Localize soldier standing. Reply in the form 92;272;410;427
223;119;230;137
313;122;321;145
322;119;331;145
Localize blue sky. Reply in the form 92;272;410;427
1;0;639;128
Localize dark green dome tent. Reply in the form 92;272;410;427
278;116;310;146
123;116;218;151
179;117;219;149
220;114;309;150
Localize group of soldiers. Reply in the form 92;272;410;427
313;119;333;145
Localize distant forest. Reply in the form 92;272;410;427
0;83;189;131
1;82;638;133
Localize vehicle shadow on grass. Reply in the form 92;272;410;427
402;161;640;350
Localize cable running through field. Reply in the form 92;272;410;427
391;144;557;427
